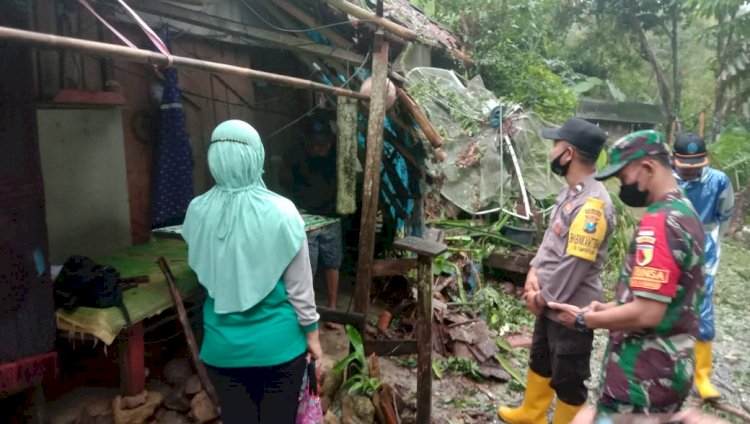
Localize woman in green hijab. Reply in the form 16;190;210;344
183;120;322;423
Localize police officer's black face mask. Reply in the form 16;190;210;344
618;167;649;207
550;149;571;177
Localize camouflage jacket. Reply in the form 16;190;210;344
600;188;706;408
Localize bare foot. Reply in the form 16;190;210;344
324;322;344;331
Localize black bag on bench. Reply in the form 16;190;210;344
54;255;132;325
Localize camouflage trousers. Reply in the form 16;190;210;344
596;394;683;415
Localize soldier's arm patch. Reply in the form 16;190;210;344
629;212;680;300
566;196;607;262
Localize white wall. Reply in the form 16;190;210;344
36;108;132;263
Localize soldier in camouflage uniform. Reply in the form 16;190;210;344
550;130;706;416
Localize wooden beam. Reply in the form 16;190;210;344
484;251;534;275
127;0;365;65
323;0;472;64
273;0;353;48
317;306;365;327
364;339;418;356
0;26;368;100
353;33;390;315
397;87;444;149
325;0;417;41
372;258;418;277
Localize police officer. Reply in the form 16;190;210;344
673;132;734;400
551;130;706;415
498;118;615;424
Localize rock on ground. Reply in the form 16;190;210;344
341;395;375;424
190;391;218;423
112;391;163;424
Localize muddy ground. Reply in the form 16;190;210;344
364;238;750;423
45;239;750;423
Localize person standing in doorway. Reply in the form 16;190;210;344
280;118;343;330
498;118;615;424
673;132;734;400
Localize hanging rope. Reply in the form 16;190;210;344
76;0;173;67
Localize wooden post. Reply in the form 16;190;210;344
353;32;389;316
396;87;444;149
669;120;677;145
699;111;706;137
391;237;447;424
416;255;433;424
118;322;145;396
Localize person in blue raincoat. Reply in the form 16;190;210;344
673;132;735;400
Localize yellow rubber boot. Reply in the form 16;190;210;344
552;400;583;424
497;369;554;424
694;341;721;400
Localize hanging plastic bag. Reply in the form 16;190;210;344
296;357;324;424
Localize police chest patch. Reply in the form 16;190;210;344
566;197;607;262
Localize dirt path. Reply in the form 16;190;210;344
700;239;750;422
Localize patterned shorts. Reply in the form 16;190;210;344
307;221;342;274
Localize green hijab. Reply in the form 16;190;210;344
182;120;306;314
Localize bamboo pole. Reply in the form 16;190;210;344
396;86;443;148
325;0;417;40
353;32;389;316
699;111;706;137
323;0;472;64
157;258;221;414
0;26;368;101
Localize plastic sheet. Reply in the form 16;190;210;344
406;67;562;215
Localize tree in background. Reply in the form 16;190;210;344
691;0;750;140
417;0;579;123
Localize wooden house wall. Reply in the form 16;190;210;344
31;0;310;244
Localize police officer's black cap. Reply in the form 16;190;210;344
541;118;607;158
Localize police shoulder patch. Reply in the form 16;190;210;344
566;196;608;262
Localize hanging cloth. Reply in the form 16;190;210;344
151;28;194;228
182;120;306;314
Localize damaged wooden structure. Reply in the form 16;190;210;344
0;0;471;421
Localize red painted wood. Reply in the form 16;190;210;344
119;323;146;396
0;352;58;396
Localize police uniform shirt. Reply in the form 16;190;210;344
530;174;616;321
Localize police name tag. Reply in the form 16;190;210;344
566;197;607;262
